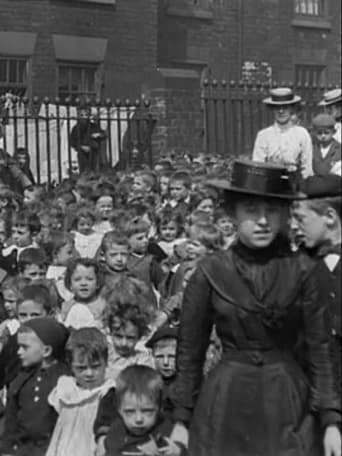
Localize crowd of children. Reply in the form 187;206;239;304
0;105;340;455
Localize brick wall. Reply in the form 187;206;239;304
0;0;158;99
240;0;341;84
144;70;204;159
158;0;341;83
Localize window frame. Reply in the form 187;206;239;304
56;62;101;103
0;56;30;98
294;0;327;17
292;0;331;29
294;63;327;87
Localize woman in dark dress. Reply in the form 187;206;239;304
171;160;341;456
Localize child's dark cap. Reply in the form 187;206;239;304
22;317;69;358
146;324;179;348
312;114;336;129
301;174;342;198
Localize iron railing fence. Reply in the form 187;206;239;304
202;80;341;158
0;96;156;185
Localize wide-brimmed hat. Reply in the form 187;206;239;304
263;88;302;106
207;159;304;200
300;174;342;198
318;88;342;107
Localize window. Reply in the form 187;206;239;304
57;64;98;102
295;64;326;86
0;57;28;97
294;0;325;16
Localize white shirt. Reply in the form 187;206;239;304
2;242;38;260
72;231;103;259
334;122;341;144
253;123;313;177
320;144;331;159
331;160;342;176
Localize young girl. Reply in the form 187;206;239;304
156;210;185;258
45;231;78;302
46;327;115;456
105;276;155;381
71;205;104;259
60;258;107;333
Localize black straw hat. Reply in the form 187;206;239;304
207;159;304;200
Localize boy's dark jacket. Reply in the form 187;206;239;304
312;138;341;175
309;243;341;397
1;361;70;456
94;377;176;441
0;333;20;390
127;253;165;307
104;413;187;456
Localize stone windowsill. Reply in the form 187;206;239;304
76;0;116;5
169;59;208;71
158;67;201;79
166;6;213;20
291;17;332;30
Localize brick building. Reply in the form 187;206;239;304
0;0;158;100
0;0;341;156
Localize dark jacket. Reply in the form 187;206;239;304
171;242;340;456
70;119;107;173
312;139;341;175
94;377;176;441
310;244;341;398
0;154;32;194
0;333;20;389
127;253;165;307
1;361;70;456
104;414;186;456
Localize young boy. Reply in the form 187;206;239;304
146;325;178;416
131;170;156;197
125;217;165;308
0;284;54;390
167;171;192;219
312;114;341;176
100;230;130;288
104;365;186;456
2;210;41;260
17;248;48;285
1;317;69;456
293;174;341;399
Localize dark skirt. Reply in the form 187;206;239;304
189;351;322;456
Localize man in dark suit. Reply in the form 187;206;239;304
70;106;107;174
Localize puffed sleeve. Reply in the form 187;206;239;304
299;127;313;178
171;264;214;425
302;262;341;428
252;130;268;162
